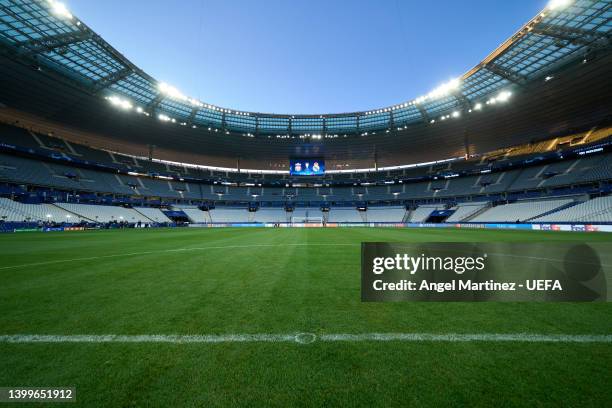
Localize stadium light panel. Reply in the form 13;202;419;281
48;0;72;19
474;103;482;110
106;96;133;110
547;0;572;10
158;82;188;101
496;91;512;102
414;78;461;105
428;78;461;99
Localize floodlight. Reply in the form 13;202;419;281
107;96;133;110
48;0;72;19
547;0;572;11
496;91;512;102
158;82;187;101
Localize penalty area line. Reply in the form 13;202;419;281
0;333;610;344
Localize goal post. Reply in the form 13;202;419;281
290;216;324;225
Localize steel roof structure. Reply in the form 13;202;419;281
1;0;610;137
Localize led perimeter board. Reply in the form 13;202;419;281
290;159;325;176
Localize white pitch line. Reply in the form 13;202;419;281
319;333;612;343
0;333;610;344
0;243;360;271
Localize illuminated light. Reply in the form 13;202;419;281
547;0;572;11
428;78;460;98
187;98;204;107
158;114;171;122
414;78;460;105
496;90;512;102
158;82;188;101
48;0;72;19
136;106;143;113
46;214;52;218
430;119;435;124
545;75;554;81
473;103;482;110
414;96;427;104
451;111;460;118
106;96;132;110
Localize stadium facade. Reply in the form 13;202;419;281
0;0;611;230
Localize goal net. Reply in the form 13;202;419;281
290;216;324;225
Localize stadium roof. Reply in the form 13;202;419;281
0;0;610;170
0;0;610;137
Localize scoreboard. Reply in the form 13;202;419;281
289;159;325;176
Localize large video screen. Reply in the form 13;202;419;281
290;158;325;176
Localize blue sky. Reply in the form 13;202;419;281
69;0;544;114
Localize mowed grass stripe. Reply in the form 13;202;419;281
0;228;611;336
0;242;360;270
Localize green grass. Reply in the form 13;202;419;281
0;227;611;407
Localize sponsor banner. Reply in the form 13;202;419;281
63;227;85;231
484;223;534;230
361;242;611;302
408;223;454;228
454;223;486;229
187;222;612;232
532;224;612;232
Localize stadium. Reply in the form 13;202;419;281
0;0;611;406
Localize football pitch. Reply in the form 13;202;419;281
0;227;611;407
